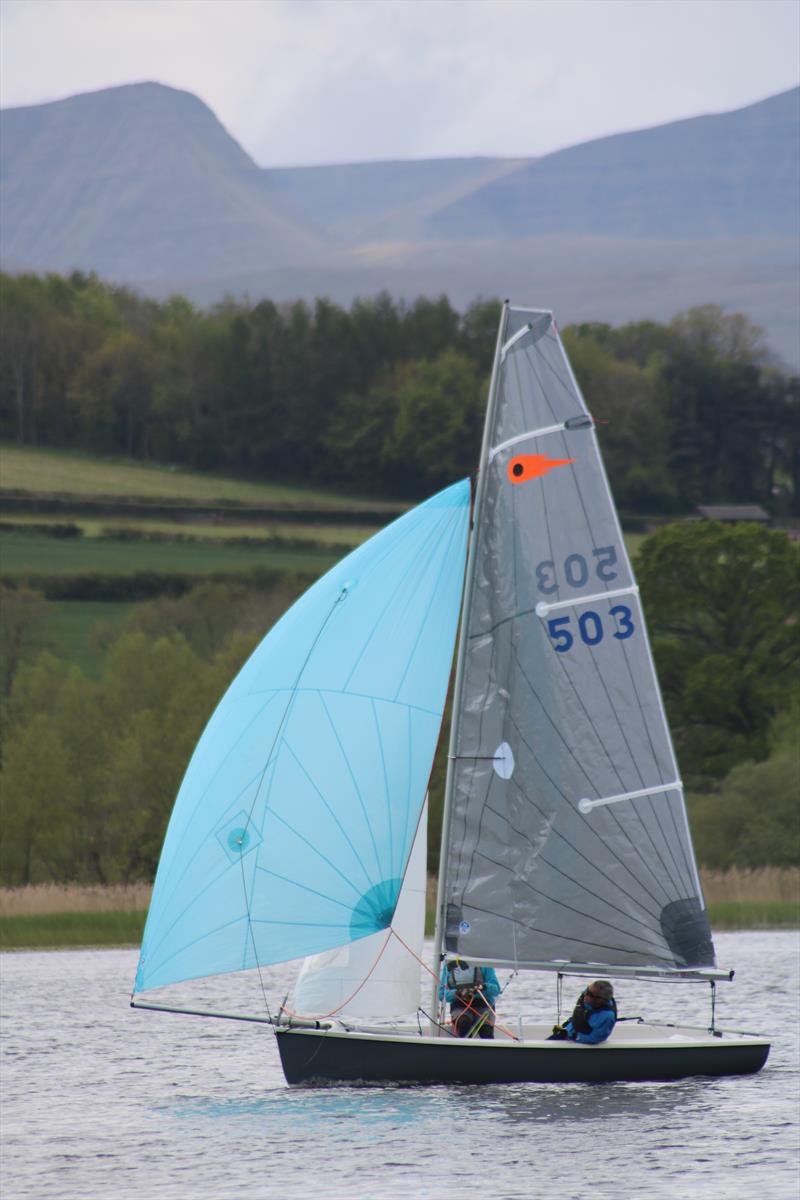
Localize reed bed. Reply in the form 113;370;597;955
1;870;796;917
1;869;797;949
699;866;799;904
0;882;152;917
422;872;799;936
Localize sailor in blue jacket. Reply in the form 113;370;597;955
439;958;501;1038
548;980;617;1044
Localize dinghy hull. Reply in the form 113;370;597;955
276;1025;770;1087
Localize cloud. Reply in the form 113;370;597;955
1;0;798;166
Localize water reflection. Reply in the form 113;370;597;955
464;1077;725;1125
167;1086;452;1131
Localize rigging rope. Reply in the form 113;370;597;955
391;928;521;1041
283;924;520;1039
279;928;394;1021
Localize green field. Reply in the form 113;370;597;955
0;530;342;577
1;512;378;547
0;444;400;510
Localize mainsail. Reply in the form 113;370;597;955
134;481;469;994
440;307;715;974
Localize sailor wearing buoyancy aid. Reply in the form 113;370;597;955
549;980;617;1044
439;958;501;1039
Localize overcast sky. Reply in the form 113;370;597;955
1;0;798;167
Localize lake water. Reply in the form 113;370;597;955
1;931;798;1200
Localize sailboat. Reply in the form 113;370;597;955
132;303;770;1086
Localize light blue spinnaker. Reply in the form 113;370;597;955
134;479;470;994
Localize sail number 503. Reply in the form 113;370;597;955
547;605;635;653
536;546;617;594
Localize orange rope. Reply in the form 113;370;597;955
389;928;519;1041
282;925;520;1040
389;926;440;981
449;989;519;1041
280;928;394;1020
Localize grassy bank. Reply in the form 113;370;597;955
1;911;146;949
703;901;797;929
698;866;799;930
0;885;151;950
0;444;397;510
2;870;797;950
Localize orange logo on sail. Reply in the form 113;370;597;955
507;454;575;483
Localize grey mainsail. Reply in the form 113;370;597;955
440;305;714;974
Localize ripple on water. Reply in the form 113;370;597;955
0;934;798;1200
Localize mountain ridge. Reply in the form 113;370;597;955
0;81;330;278
426;88;799;239
1;82;797;364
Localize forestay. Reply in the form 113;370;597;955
441;308;715;974
135;480;469;994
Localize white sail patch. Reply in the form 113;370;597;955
493;741;515;779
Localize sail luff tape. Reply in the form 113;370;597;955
535;584;639;617
578;781;682;815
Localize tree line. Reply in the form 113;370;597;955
1;521;797;885
1;271;797;512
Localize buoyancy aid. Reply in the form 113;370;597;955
569;992;618;1033
447;961;485;992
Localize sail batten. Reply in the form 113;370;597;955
537;585;638;615
439;305;715;974
579;783;683;813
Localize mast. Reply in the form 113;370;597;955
430;302;510;1020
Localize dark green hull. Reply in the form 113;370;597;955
276;1026;770;1087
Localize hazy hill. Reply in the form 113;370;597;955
1;82;798;364
266;88;799;244
427;89;800;239
0;82;327;278
266;156;527;241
